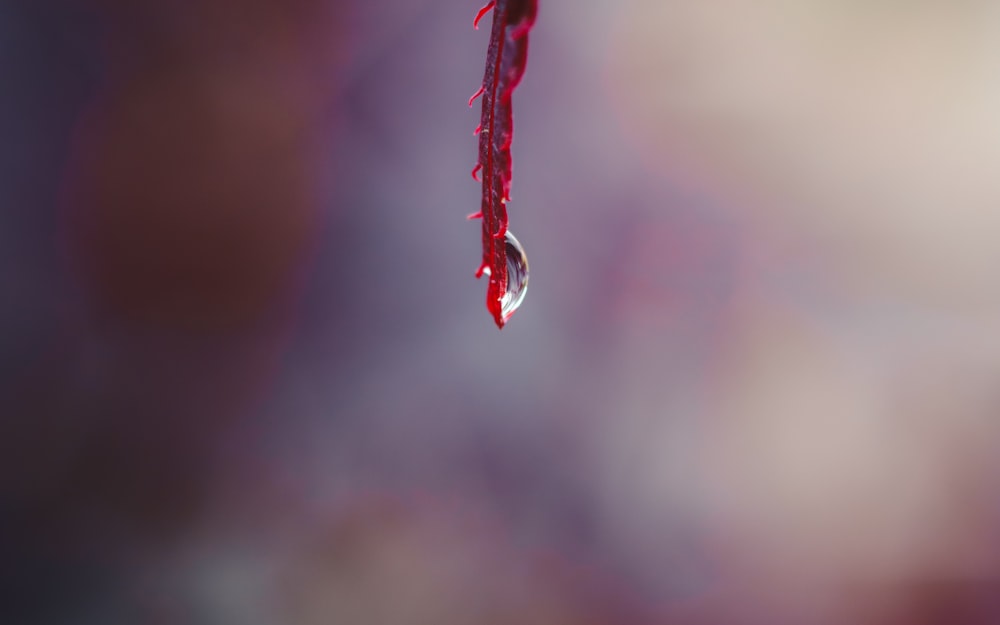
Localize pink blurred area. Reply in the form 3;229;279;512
4;0;1000;623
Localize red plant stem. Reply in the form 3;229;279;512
472;0;536;328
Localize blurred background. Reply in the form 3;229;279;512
5;0;1000;623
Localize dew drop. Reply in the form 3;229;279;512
500;230;529;321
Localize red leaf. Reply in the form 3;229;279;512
469;0;537;328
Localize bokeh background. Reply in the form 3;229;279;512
5;0;1000;623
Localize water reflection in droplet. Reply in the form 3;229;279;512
500;230;528;321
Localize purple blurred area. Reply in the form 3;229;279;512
5;1;1000;623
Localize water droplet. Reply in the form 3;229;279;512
500;230;529;321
